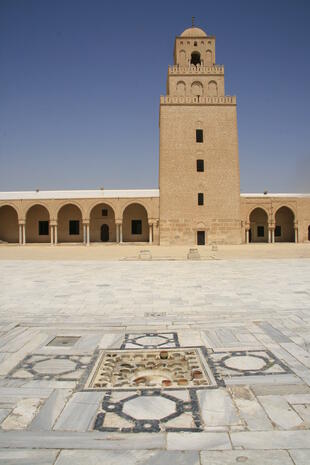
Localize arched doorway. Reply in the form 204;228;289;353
89;203;116;242
0;205;19;243
122;203;149;242
101;224;109;242
191;51;201;66
275;206;295;242
26;205;50;243
57;204;83;243
249;208;268;243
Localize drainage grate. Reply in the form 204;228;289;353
84;348;217;390
47;336;80;347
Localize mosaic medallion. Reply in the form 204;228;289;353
85;348;217;390
121;332;179;349
93;388;202;432
8;354;92;381
209;350;291;378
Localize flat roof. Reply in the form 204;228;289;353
0;189;160;201
241;193;310;198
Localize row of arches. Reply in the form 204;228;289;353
176;80;218;97
0;202;152;244
178;50;213;67
248;206;297;243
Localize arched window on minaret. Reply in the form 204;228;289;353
191;51;201;66
191;81;203;97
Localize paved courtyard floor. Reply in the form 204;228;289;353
0;255;310;464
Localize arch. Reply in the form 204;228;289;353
179;50;186;66
208;80;218;97
55;200;84;218
89;203;116;243
249;207;268;243
176;81;186;96
122;203;149;242
206;49;212;65
26;204;50;243
191;81;203;97
275;206;295;242
0;205;19;243
57;203;83;243
190;51;201;66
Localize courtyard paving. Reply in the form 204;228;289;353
0;257;310;464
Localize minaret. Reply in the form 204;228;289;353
159;24;241;245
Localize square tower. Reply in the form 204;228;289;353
159;26;241;245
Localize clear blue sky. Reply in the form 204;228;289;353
1;0;309;193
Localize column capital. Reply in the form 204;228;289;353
18;219;26;225
50;220;58;226
294;221;298;229
115;219;122;225
82;219;90;225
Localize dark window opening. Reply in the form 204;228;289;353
196;129;203;143
102;209;108;217
275;225;281;237
38;220;49;236
194;41;197;46
308;225;310;241
197;231;205;245
257;226;265;237
131;220;142;235
198;193;204;206
197;159;204;172
191;51;201;66
69;220;80;235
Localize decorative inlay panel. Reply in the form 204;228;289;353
85;348;217;390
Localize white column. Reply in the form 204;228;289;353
246;229;249;244
19;224;22;245
22;224;26;245
54;224;58;245
119;223;123;243
116;224;119;243
149;223;153;244
272;229;275;243
268;229;271;243
83;224;87;245
50;225;54;245
86;224;90;246
295;228;298;243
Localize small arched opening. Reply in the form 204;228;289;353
122;203;149;242
205;49;212;65
191;81;203;97
275;206;295;242
26;204;50;243
249;208;268;243
89;203;116;242
191;51;201;66
208;80;218;97
308;225;310;241
57;204;83;243
176;81;186;96
0;205;19;243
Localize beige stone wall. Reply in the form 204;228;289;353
123;203;149;242
0;206;19;243
57;204;83;243
159;104;241;245
168;75;224;98
25;205;50;243
90;203;116;242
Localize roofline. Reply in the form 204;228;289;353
241;193;310;198
0;189;160;201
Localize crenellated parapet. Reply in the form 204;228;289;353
160;95;236;105
168;65;224;75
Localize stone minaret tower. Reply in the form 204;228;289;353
159;25;241;245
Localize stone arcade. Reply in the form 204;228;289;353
1;25;310;246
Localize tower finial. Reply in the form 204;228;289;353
192;16;195;27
